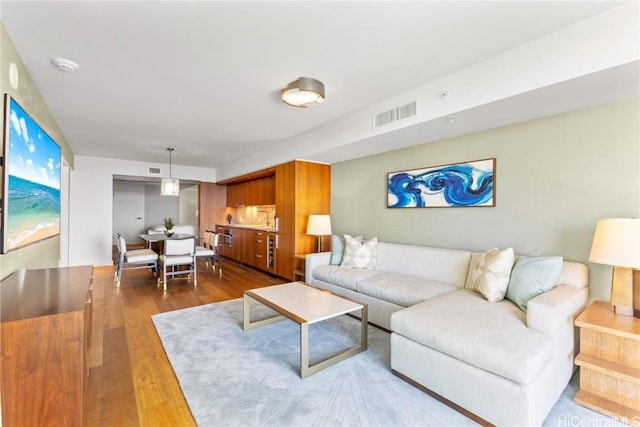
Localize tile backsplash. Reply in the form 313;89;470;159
236;205;276;227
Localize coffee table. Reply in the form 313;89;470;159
243;282;368;378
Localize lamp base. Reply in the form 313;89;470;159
611;267;639;318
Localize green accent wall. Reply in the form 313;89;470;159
331;98;640;301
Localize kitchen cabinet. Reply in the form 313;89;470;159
216;160;330;280
247;230;268;270
1;266;94;426
275;161;331;281
226;176;275;207
227;181;248;207
231;228;246;262
215;226;276;275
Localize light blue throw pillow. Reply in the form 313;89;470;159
330;234;362;265
506;256;563;312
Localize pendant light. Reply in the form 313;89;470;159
160;147;180;196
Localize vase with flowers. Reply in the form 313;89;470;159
163;217;175;236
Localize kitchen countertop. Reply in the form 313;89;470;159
217;224;277;232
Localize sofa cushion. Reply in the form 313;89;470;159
358;272;459;307
311;265;381;291
391;289;553;385
506;256;563;312
341;236;378;270
471;247;515;302
330;234;362;265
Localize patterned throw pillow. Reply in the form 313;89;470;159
471;247;515;302
330;234;363;265
341;235;378;270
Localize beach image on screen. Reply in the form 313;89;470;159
5;97;61;251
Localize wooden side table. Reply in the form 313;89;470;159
574;301;640;425
293;254;307;282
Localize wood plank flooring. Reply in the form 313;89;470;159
85;255;286;426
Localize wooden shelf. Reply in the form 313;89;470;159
293;254;307;282
574;301;640;425
575;353;640;384
576;390;640;425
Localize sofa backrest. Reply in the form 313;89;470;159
376;242;472;288
555;260;588;288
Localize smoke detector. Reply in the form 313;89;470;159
51;58;79;72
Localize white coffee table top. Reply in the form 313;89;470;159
246;282;363;324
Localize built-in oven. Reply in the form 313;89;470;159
221;228;233;248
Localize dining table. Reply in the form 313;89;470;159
138;232;196;253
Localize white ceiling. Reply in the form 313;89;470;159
1;1;638;176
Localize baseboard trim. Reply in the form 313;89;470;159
391;369;494;427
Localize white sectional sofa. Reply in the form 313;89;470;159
305;240;589;426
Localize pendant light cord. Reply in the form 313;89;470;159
167;147;174;178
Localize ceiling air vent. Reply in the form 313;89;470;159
148;166;162;176
373;100;417;129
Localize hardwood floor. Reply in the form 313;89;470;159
85;255;286;426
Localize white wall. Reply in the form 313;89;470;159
331;99;639;302
69;155;215;266
143;183;179;231
179;185;198;228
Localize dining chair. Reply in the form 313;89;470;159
195;231;216;273
115;234;159;287
211;232;223;275
158;237;197;291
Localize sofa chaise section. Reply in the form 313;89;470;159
305;239;589;426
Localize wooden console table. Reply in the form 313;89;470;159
1;265;94;426
575;300;640;425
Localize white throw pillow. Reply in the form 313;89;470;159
341;235;378;270
330;234;363;265
471;247;515;302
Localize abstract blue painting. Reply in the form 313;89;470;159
387;158;495;208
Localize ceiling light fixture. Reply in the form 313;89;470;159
281;77;325;108
51;58;79;72
160;148;180;197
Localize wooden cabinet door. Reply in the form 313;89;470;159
275;162;295;235
231;228;245;261
248;231;267;269
256;176;276;205
226;185;238;207
275;233;294;281
227;182;250;207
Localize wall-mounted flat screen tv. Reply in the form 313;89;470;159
2;95;61;253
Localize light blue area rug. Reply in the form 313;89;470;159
152;299;619;427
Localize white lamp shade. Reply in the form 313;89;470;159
589;218;640;268
160;178;180;197
306;215;332;236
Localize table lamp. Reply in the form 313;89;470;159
589;218;640;318
306;215;332;253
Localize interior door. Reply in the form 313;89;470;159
113;190;145;244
